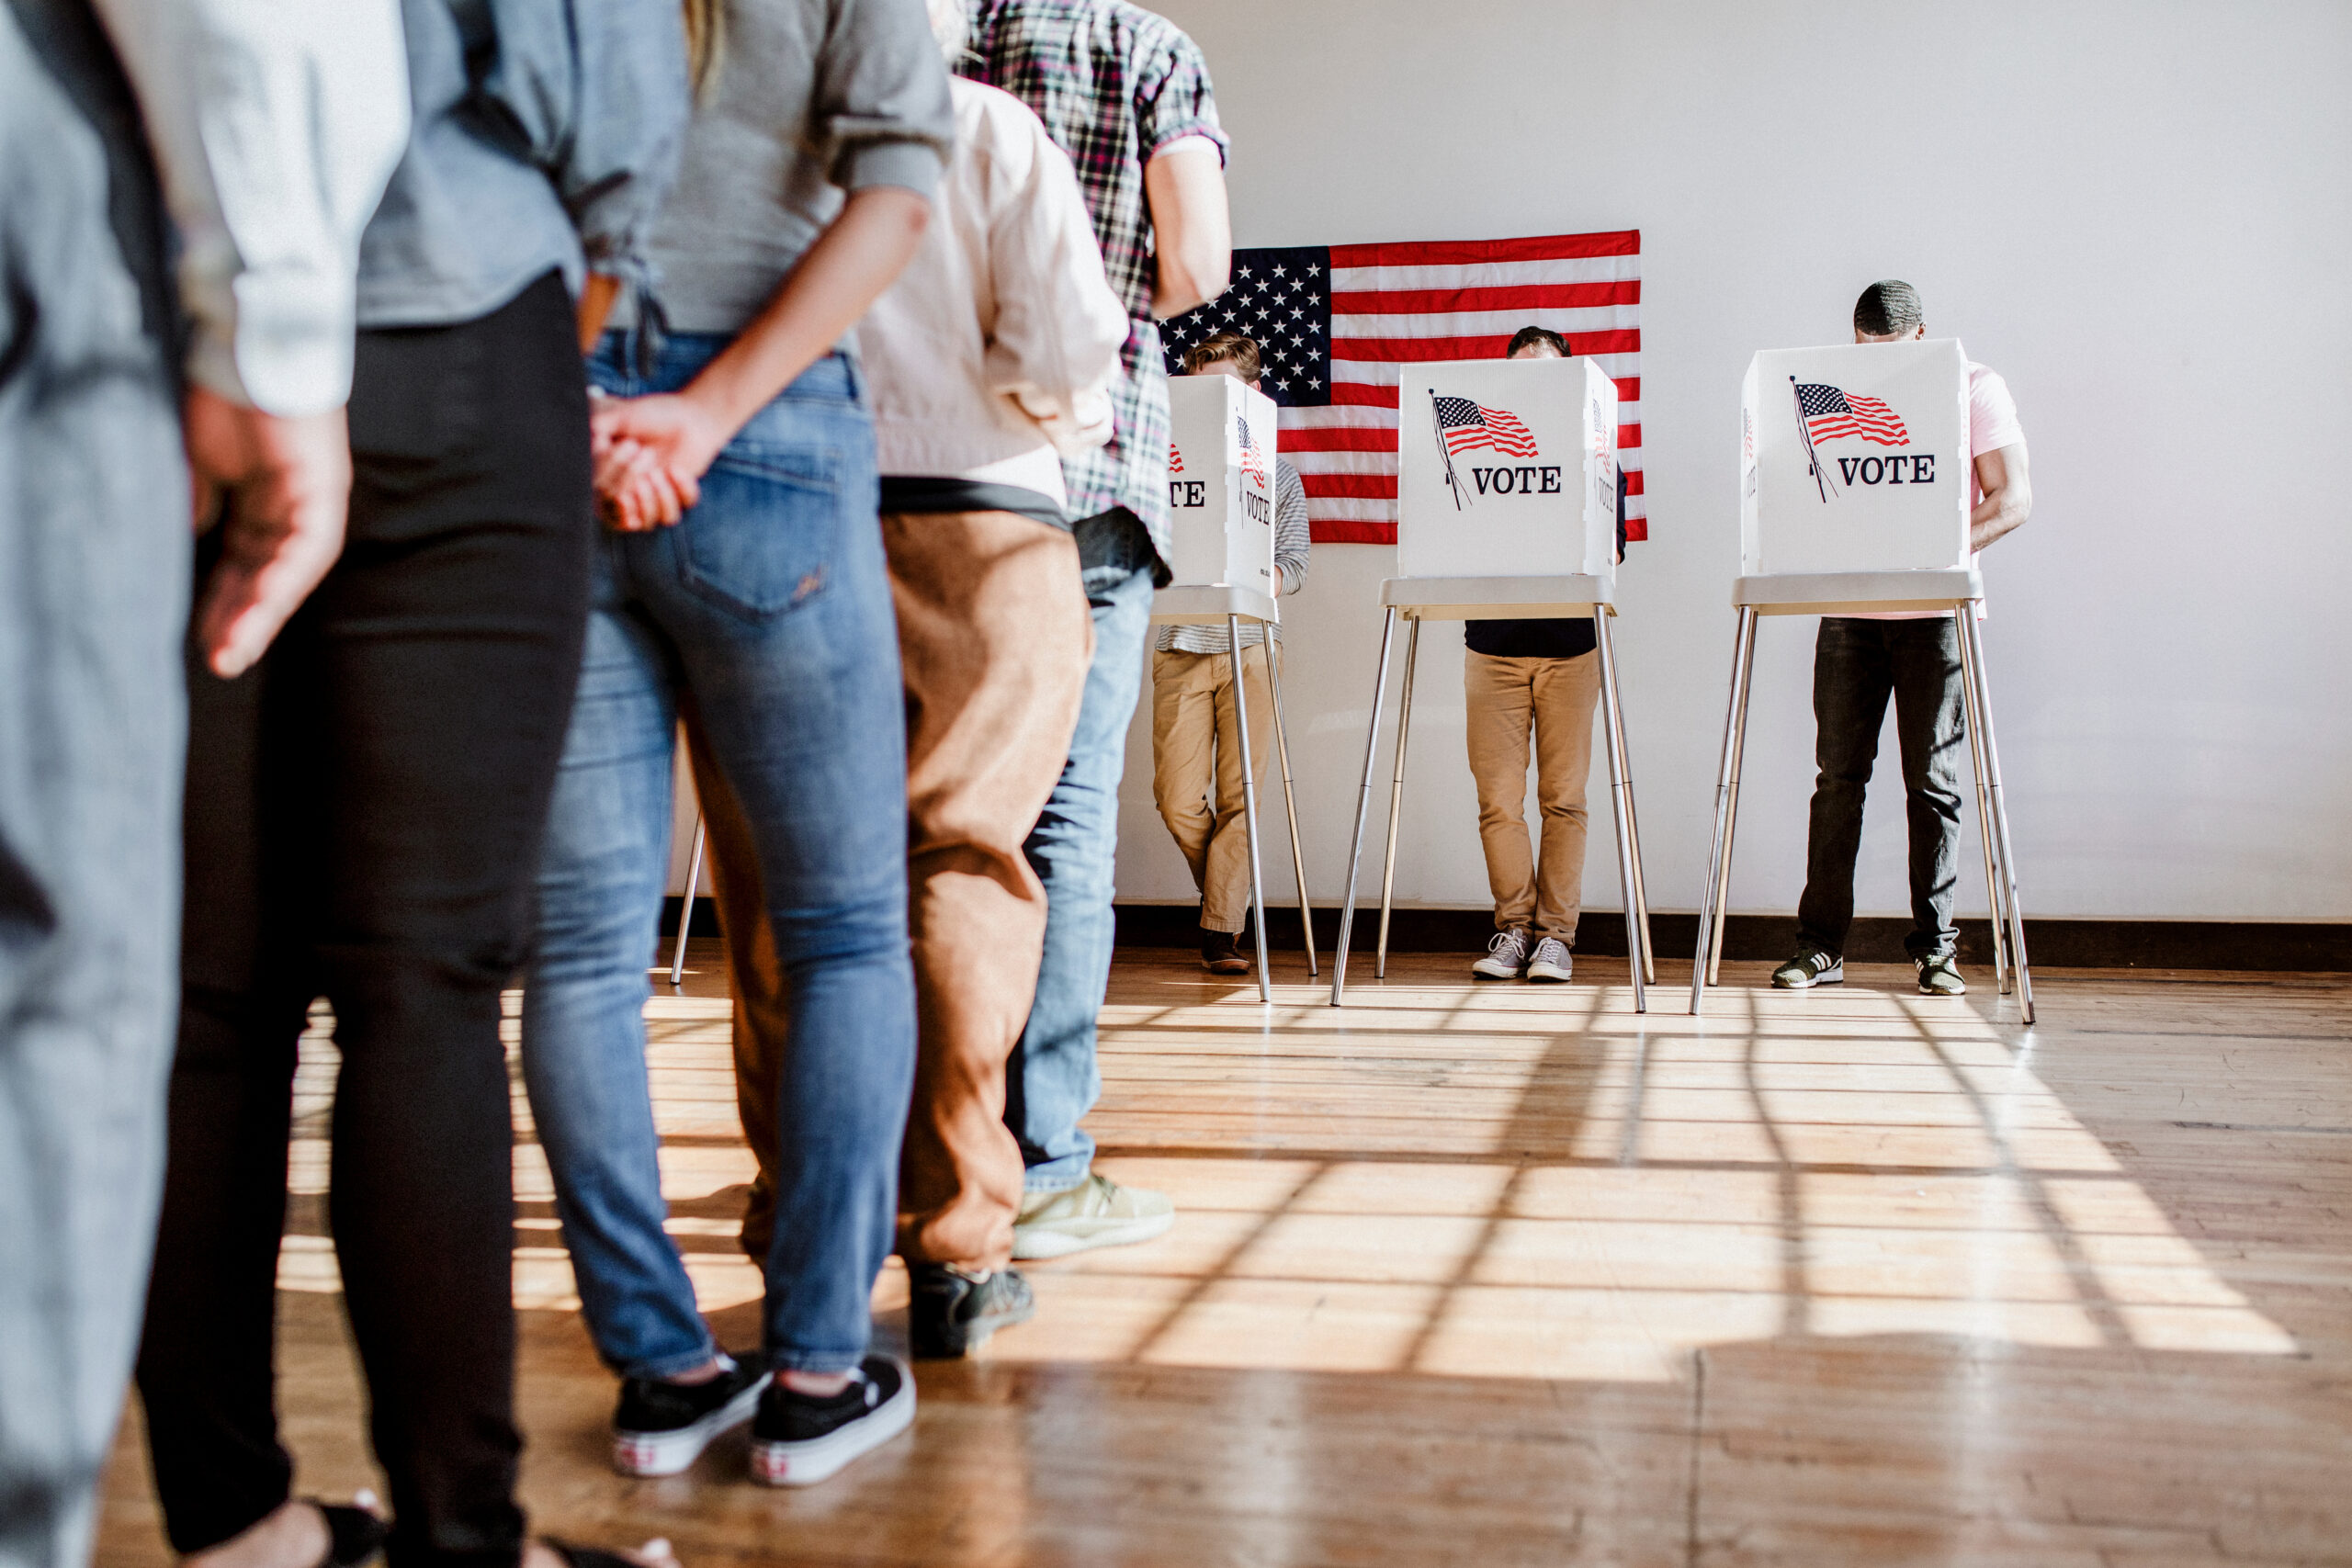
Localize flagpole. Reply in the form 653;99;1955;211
1431;389;1466;510
1792;376;1832;502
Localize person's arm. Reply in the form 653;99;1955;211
989;101;1128;453
1144;147;1229;319
1971;441;2031;552
91;0;411;676
1272;460;1310;595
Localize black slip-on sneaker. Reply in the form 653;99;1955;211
909;1263;1035;1359
749;1355;916;1487
610;1355;771;1477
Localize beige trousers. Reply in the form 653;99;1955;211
1463;649;1600;942
696;510;1091;1274
1149;643;1275;934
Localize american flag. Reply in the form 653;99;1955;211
1162;231;1643;544
1794;383;1909;446
1431;395;1539;457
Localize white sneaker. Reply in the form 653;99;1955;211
1524;936;1573;983
1472;927;1533;979
1012;1173;1174;1259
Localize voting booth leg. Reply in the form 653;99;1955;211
1690;608;1759;1015
1954;609;2012;997
1264;641;1317;976
1709;613;1759;988
1374;619;1423;982
1960;613;2035;1024
1594;615;1647;1014
1227;615;1274;1003
1595;610;1655;987
1331;609;1400;1006
669;815;707;988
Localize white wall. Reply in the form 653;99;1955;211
1111;0;2352;923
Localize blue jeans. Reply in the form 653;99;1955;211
521;336;915;1378
1005;513;1159;1193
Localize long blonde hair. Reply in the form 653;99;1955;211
682;0;725;96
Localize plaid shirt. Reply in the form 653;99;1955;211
962;1;1227;565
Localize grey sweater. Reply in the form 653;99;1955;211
642;0;955;333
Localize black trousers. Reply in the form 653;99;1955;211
1794;615;1967;961
136;271;592;1568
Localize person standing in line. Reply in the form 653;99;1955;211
130;3;691;1565
953;0;1234;1277
1461;325;1632;986
676;0;1131;1365
1;5;406;1565
518;0;952;1487
1771;279;2031;998
1151;333;1310;976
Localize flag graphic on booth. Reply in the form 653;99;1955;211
1160;230;1643;544
1432;396;1539;457
1169;441;1183;475
1237;417;1268;489
1791;379;1911;502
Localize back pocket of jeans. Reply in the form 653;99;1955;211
676;443;843;620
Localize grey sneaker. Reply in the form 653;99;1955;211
1770;948;1844;988
1917;953;1966;995
1012;1173;1174;1259
1472;927;1533;979
1523;936;1574;983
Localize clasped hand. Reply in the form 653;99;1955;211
590;389;730;531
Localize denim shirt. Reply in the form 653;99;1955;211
357;0;689;329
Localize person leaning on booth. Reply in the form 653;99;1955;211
1771;279;2032;997
1457;327;1633;984
1153;333;1311;975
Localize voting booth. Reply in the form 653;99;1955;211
1329;356;1655;1010
1152;374;1311;998
1692;338;2034;1020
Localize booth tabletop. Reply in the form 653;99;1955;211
1732;568;1983;616
1151;583;1282;626
1380;574;1613;622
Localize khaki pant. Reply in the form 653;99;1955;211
1464;649;1600;942
1150;643;1275;934
696;510;1091;1274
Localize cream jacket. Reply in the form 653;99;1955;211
862;77;1127;506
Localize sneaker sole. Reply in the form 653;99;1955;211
1469;962;1523;980
1011;1209;1176;1260
1523;964;1572;983
751;1372;916;1487
611;1372;772;1477
1771;970;1845;989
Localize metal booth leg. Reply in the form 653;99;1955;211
1374;618;1422;980
1959;612;2034;1023
669;815;707;987
1596;608;1655;987
1953;607;2011;996
1690;607;1759;1014
1265;634;1317;976
1330;608;1399;1006
1710;611;1759;988
1228;614;1273;1003
1593;610;1647;1012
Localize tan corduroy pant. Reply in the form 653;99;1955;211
694;510;1091;1274
1149;643;1275;934
1463;649;1601;942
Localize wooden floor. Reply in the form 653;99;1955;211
98;948;2352;1566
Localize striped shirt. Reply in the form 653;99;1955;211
962;0;1227;566
1158;458;1310;653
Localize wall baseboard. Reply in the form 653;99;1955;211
662;896;2351;972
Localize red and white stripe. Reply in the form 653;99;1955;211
1279;231;1642;545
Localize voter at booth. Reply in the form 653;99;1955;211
1462;327;1632;984
1772;280;2032;996
1153;333;1312;974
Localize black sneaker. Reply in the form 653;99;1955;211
1770;947;1844;989
909;1263;1035;1359
610;1354;771;1477
749;1354;916;1487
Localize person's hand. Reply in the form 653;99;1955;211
184;387;354;679
590;391;729;531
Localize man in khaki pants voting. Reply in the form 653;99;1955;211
1151;333;1311;974
1463;327;1632;983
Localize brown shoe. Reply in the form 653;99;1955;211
1200;927;1250;975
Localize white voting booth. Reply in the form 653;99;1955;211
1692;338;2034;1019
1153;374;1311;1000
1330;356;1655;1010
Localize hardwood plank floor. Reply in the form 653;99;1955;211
97;951;2352;1566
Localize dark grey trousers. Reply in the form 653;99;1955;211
0;4;190;1564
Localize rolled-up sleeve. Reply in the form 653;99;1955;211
816;0;954;198
93;0;410;415
481;0;690;291
1134;23;1227;165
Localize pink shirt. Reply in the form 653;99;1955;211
1856;360;2023;619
